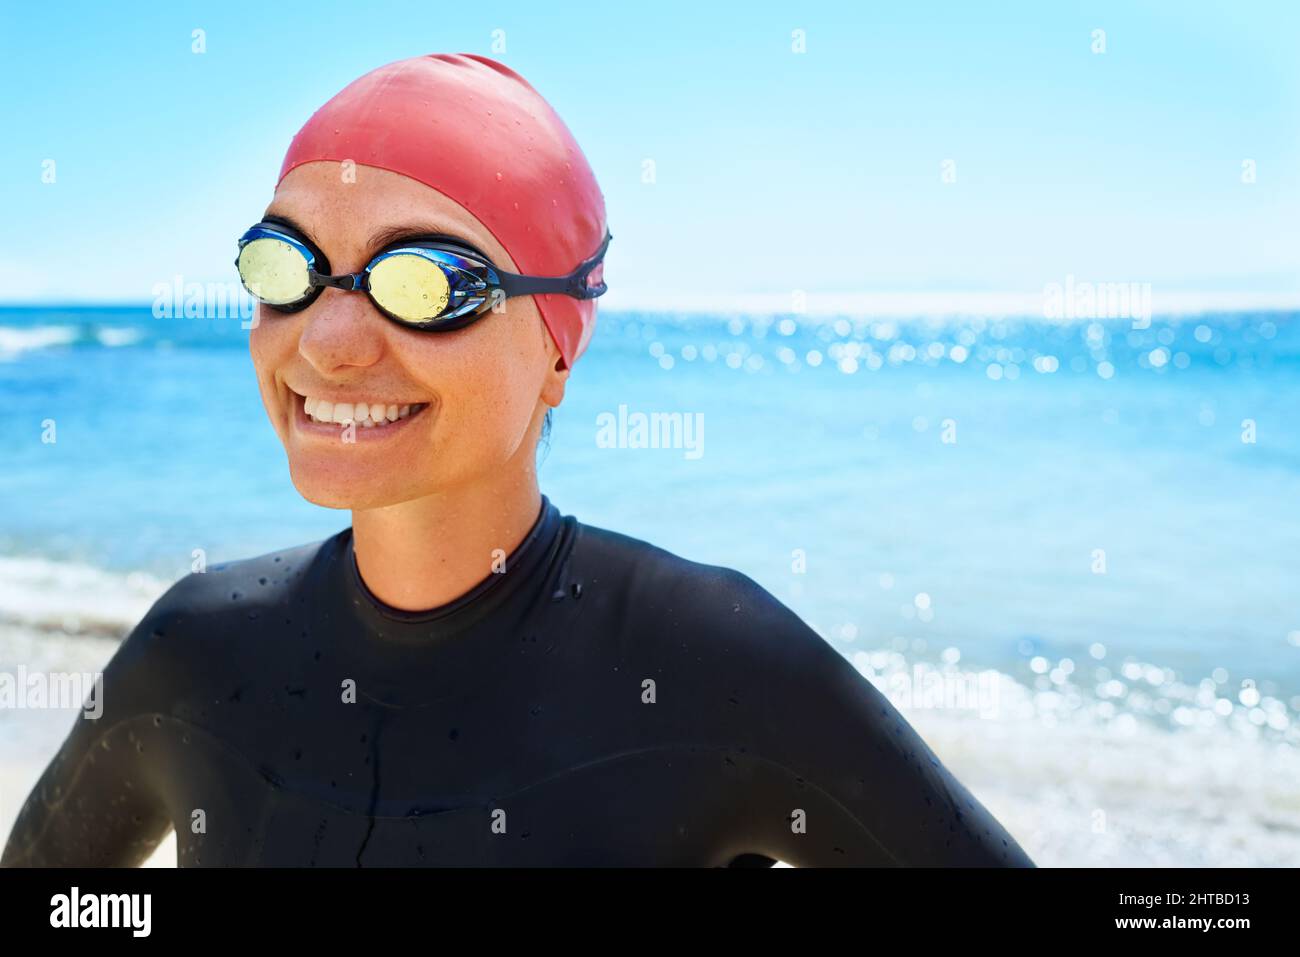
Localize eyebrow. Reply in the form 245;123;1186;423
260;210;490;261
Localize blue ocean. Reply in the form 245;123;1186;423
2;304;1298;866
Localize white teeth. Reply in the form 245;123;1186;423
300;394;425;427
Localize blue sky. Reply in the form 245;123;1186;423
1;0;1296;313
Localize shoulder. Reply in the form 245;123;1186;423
106;534;342;680
569;517;840;670
146;534;337;621
572;517;766;604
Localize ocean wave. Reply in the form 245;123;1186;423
0;325;78;359
0;556;166;639
856;649;1300;866
94;326;144;348
907;697;1300;866
0;322;147;359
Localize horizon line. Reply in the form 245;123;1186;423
2;289;1297;321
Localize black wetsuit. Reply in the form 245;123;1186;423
3;497;1034;867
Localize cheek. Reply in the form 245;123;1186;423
414;324;545;454
432;355;524;443
249;310;297;377
248;309;274;377
248;311;296;416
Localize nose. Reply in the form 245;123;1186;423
296;290;385;376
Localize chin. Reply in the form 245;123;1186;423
286;460;404;511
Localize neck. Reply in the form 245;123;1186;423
350;467;543;613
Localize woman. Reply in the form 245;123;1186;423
3;54;1033;867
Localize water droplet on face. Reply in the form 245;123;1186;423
496;171;503;181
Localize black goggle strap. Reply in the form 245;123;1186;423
497;229;612;301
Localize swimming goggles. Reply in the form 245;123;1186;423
235;217;611;331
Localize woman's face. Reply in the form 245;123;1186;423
249;162;567;510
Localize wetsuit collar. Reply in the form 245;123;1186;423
338;494;564;643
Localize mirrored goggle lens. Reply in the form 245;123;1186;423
237;237;312;305
367;253;453;323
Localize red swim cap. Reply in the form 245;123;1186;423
277;53;608;368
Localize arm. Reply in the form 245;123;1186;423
2;598;180;866
712;572;1035;867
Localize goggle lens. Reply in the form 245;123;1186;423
367;253;453;324
237;237;313;306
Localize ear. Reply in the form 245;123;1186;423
539;331;570;410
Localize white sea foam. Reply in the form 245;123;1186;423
0;325;78;359
0;322;143;359
859;654;1300;866
0;556;166;639
94;326;144;347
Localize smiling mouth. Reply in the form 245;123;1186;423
289;389;431;432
